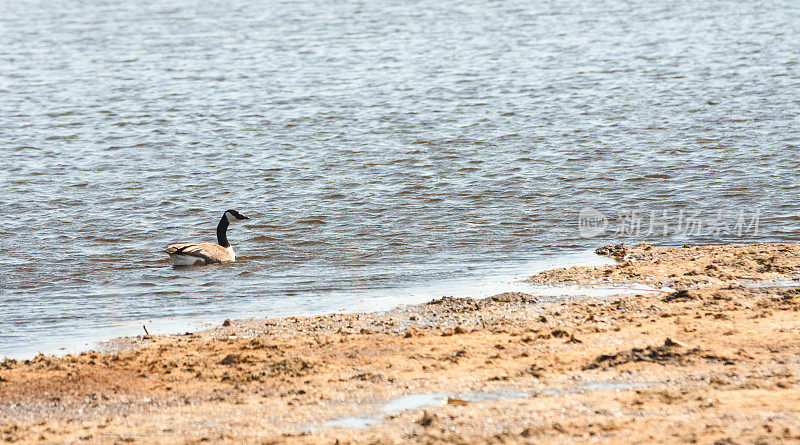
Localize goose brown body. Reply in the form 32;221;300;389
165;242;235;265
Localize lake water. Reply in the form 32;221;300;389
1;0;798;358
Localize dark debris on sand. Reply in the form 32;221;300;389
426;293;539;313
583;338;734;370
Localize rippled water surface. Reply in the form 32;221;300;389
1;0;798;357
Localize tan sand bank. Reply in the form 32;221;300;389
2;243;799;444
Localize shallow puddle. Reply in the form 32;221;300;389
737;279;800;288
317;381;656;430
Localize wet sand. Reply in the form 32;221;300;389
2;243;800;444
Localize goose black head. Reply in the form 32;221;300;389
224;209;250;222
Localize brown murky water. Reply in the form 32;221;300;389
1;0;798;357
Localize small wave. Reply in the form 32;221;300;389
296;218;327;225
294;240;328;246
46;111;75;118
44;134;78;141
91;237;123;243
321;193;346;200
248;235;279;241
242;223;282;229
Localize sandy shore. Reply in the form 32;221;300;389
2;243;800;444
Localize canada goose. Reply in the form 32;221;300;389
165;210;249;266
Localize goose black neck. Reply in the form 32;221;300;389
216;215;230;247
